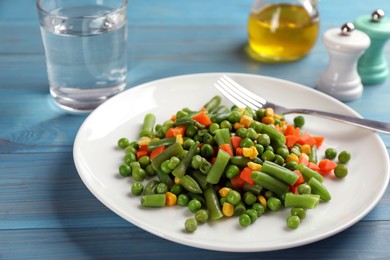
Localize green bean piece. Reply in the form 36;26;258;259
243;183;263;196
147;137;176;151
172;141;199;178
309;145;318;164
190;170;210;190
261;161;299;185
287;215;300;229
180;175;203;194
139;113;156;138
284;193;320;209
250;171;290;196
214;128;231;147
131;182;144;196
308;177;331;201
151;142;184;170
211;112;230;124
195;209;209;223
199;159;212;175
204;187;223;220
141;194;166;207
260;123;286;145
213;105;230;114
174;117;195;127
143;180;160;195
206;149;231;184
230;156;251;168
155;168;173;188
203;95;222;113
296;164;324;183
334;164;348;178
234;201;247;216
191;155;202;170
184;218;197;232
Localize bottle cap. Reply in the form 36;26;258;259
323;23;370;52
354;9;390;39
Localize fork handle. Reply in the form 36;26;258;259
284;108;390;134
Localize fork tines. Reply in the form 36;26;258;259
214;75;266;110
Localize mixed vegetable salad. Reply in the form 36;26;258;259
116;96;350;232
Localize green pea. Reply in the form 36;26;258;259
132;167;146;181
176;110;188;119
246;209;258;223
276;147;289;159
257;134;271;147
183;138;195;150
171;184;183;195
130;161;141;170
293;115;305;128
117;137;130;149
145;164;156;176
131;182;144;196
325;148;337;160
138;155;150;168
252;203;265;217
285;161;298;171
338;151;351;164
201;144;214;158
177;194;190;206
188;199;202;213
256;108;266;119
273;154;285;165
124;152;137;165
240;137;254;148
267;197;282;211
228;111;241;123
156;182;168;194
220;120;232;130
291;208;306;220
184;218;197;232
246;128;258;141
161;160;172;174
287;215;300;229
254;144;264;155
239;213;252;227
209;123;220;134
264;190;275;199
261;150;275;161
334;164;348;178
186;126;198;138
236;128;247;139
168;156;180;170
298;183;311;194
125;145;137;155
195;209;209;223
243;192;257;206
249;121;262;133
226;190;241;205
119;164;131;177
290;145;301;156
203;133;215;145
191;155;203;169
225;164;240;179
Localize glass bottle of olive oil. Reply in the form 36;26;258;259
247;0;319;62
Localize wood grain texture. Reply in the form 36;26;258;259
1;0;390;258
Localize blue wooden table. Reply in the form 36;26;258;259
1;0;390;259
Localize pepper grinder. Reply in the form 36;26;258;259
355;9;390;85
317;23;370;101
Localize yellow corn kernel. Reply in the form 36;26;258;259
240;115;253;128
138;136;151;146
175;134;183;145
261;116;275;125
242;146;259;160
265;107;274;117
238;108;245;115
300;152;309;162
174;177;181;185
273;113;282;120
233;122;245;130
286;153;299;163
165;191;177;206
222;202;234;217
300;144;312;155
247;161;262;171
218;187;232;198
279;124;287;133
257;195;267;209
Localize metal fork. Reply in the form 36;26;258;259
215;75;390;134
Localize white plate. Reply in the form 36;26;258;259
73;73;389;252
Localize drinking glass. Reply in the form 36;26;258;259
37;0;128;113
